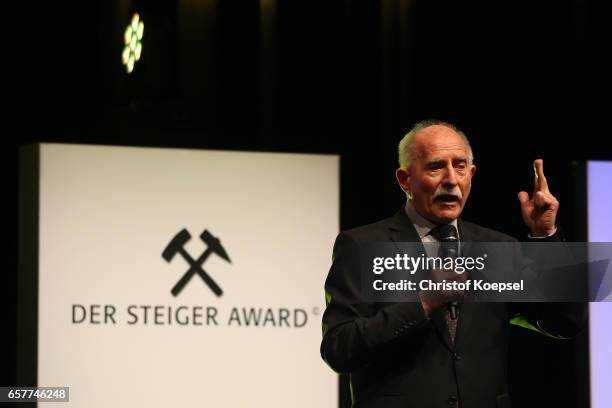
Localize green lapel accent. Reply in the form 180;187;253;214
509;315;570;340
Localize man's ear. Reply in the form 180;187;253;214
470;164;476;178
395;167;413;200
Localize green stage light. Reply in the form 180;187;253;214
121;13;144;74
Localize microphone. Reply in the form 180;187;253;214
428;224;462;320
449;301;459;320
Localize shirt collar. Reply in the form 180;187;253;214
404;201;459;240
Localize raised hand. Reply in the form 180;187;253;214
517;159;559;237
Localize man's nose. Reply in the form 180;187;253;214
442;165;459;186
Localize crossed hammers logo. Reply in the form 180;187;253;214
162;228;231;297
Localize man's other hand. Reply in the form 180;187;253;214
518;159;559;237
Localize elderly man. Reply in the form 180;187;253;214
320;120;584;408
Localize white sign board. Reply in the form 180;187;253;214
35;144;338;407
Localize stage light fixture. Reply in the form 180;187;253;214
121;13;144;74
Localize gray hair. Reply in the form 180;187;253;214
398;119;474;169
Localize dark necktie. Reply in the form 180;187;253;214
428;224;460;342
428;224;459;257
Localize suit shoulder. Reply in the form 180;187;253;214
460;220;517;242
339;218;391;243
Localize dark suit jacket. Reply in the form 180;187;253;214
321;208;585;408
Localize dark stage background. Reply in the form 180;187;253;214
4;1;612;407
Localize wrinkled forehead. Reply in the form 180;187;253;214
413;125;469;161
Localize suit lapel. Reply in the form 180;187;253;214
454;219;476;350
385;207;423;247
385;208;454;351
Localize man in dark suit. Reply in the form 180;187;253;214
320;120;585;408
